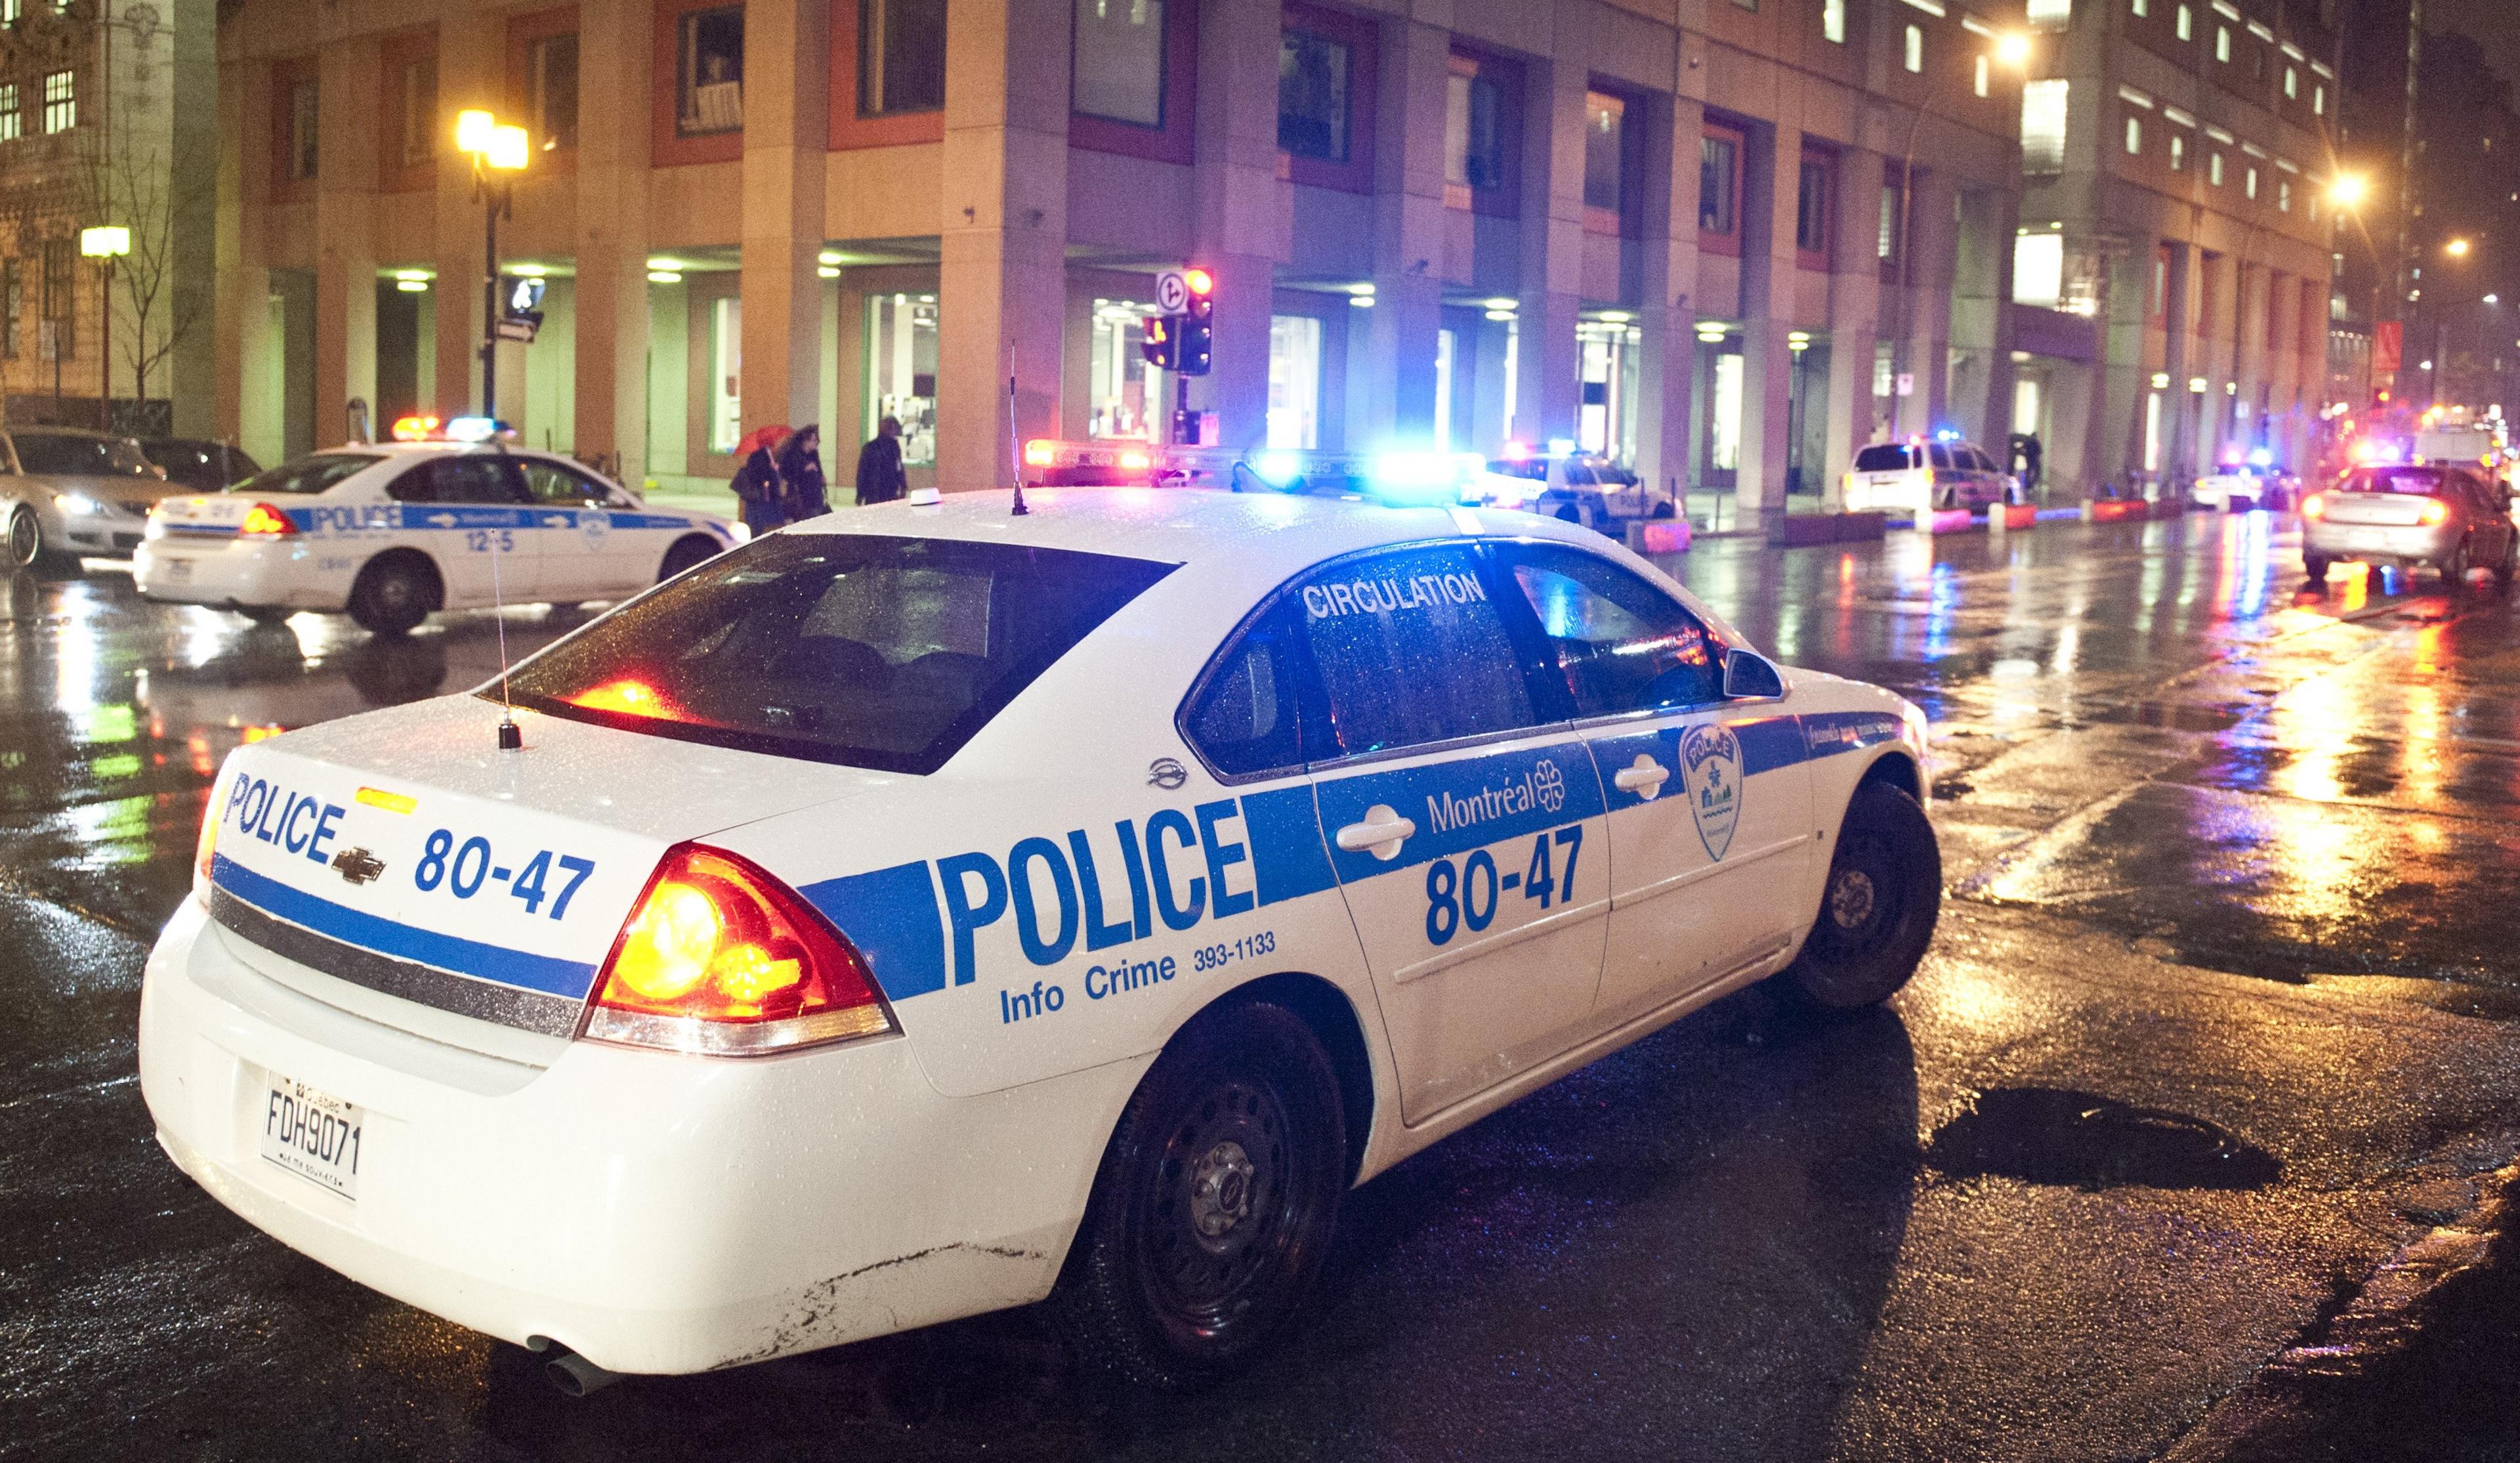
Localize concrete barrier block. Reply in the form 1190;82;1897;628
1640;519;1693;555
1990;503;2037;531
1915;507;1976;534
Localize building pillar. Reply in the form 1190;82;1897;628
1191;0;1288;450
1736;120;1803;524
1635;92;1704;507
573;0;654;484
1511;53;1586;454
740;0;829;438
938;0;1068;490
432;12;501;419
1823;145;1886;503
215;40;274;456
1896;167;1958;438
311;37;380;444
2160;240;2193;492
2102;236;2154;490
1965;188;2019;457
1360;17;1448;446
169;0;218;436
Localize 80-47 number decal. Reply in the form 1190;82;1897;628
411;829;595;920
1425;824;1584;946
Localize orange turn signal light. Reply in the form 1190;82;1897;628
238;503;297;536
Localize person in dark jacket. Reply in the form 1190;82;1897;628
731;443;787;536
854;416;908;505
778;425;828;522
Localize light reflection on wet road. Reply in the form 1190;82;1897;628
9;514;2520;1462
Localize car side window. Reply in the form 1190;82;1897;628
1501;543;1723;716
1183;597;1328;779
522;460;611;507
1929;445;1954;471
1293;545;1539;759
392;457;529;505
1562;461;1597;486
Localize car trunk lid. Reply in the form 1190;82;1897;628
2322;490;2437;527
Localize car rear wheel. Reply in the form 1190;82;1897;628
658;535;719;583
238;606;294;627
5;507;39;568
2305;553;2333;584
348;556;438;635
1057;1000;1345;1391
2439;538;2471;590
1772;781;1941;1016
2497;533;2518;590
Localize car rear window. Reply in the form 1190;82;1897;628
503;534;1177;773
2345;467;2449;495
1853;446;1914;473
231;454;385;496
14;433;154;477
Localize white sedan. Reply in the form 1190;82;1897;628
133;442;738;633
139;488;1938;1393
2191;461;2298;512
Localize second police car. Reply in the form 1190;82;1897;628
140;484;1939;1393
133;421;738;633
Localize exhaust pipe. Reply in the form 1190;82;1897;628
535;1342;624;1397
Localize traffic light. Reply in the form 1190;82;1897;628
1177;268;1214;377
1139;312;1177;371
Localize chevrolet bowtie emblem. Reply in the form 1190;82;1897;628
331;847;386;885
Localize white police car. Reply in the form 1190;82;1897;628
139;488;1937;1392
133;435;736;633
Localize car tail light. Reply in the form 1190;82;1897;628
583;843;894;1056
238;503;297;536
2301;493;2324;519
2419;498;2450;526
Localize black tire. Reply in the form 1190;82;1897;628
238;606;294;627
658;535;720;583
1056;1001;1346;1390
2440;538;2471;590
347;555;437;635
5;507;38;568
1773;781;1941;1015
2305;553;2333;585
2498;532;2518;590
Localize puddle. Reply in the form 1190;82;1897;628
1925;1086;2280;1191
2103;700;2252;732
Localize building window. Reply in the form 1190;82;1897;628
2027;0;2070;24
2124;114;2141;155
2244;165;2257;199
2;257;18;358
1699;127;1739;238
709;295;742;454
0;84;18;143
41;237;71;360
2131;0;2145;16
2214;25;2229;62
42;68;74;136
2208;150;2223;185
677;5;744;137
2151;244;2168;320
865;292;937;467
1975;54;1990;97
1879;180;1899;260
2021;78;2067;173
2313;83;2324;115
2283;65;2296;100
859;0;944;116
1073;0;1166;128
2013;231;2064;307
2278;178;2291;211
1904;24;1923;73
281;74;313;175
1796;154;1832;257
1279;26;1350;161
1445;62;1506;196
1823;0;1846;43
528;32;580;150
398;56;436;168
2175;3;2191;39
1267;314;1322;450
1583;91;1628;224
2252;45;2263;79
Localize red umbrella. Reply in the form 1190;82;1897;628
732;423;793;459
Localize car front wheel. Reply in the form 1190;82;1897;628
1057;1000;1346;1390
1773;781;1941;1015
5;507;39;568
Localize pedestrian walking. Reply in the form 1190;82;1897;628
855;416;909;506
778;425;829;522
731;440;788;537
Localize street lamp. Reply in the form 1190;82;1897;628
454;108;529;419
79;225;129;433
1891;32;2032;438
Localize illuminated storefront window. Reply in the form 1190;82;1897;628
866;292;937;467
1087;299;1166;441
1576;316;1643;463
1268;314;1322;449
709;296;741;454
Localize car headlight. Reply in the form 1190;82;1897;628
54;492;101;517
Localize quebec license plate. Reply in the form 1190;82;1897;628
259;1073;362;1199
160;557;192;582
2349;530;2389;551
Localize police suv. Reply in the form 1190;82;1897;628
141;487;1938;1392
133;432;736;633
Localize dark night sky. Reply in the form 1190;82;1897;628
2426;0;2520;102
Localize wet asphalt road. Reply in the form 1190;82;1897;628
7;512;2520;1461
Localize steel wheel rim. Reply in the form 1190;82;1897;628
1138;1077;1298;1334
7;513;32;565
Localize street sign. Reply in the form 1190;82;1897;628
494;318;539;343
1895;372;1915;398
1155;270;1190;314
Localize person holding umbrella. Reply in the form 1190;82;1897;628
778;425;829;522
729;423;792;537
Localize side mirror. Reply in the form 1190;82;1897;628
1723;648;1786;700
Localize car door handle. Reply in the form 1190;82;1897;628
1613;754;1672;799
1335;805;1416;860
544;515;570;526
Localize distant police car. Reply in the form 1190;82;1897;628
2191;453;2297;512
133;427;736;633
140;488;1938;1392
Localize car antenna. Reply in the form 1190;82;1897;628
1007;375;1030;517
488;442;522;752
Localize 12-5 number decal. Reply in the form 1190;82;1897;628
412;829;595;919
1425;824;1583;946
